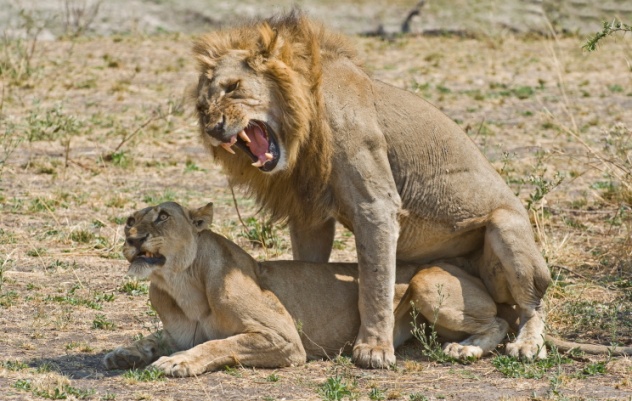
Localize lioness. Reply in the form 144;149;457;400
192;11;551;367
103;202;632;376
103;202;513;376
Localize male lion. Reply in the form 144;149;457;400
192;11;551;368
103;202;631;376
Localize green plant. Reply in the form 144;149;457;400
369;387;385;400
123;367;165;382
409;394;429;401
119;279;149;296
0;9;45;85
239;216;282;249
1;359;28;371
318;375;355;401
409;286;460;364
0;120;22;174
223;365;242;377
266;373;280;382
13;378;95;400
491;349;571;379
92;313;115;330
583;19;632;52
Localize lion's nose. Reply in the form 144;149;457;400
126;234;148;249
205;114;226;138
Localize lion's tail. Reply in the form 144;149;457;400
545;335;632;356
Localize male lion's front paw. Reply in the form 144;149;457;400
505;339;547;360
151;353;205;377
352;343;396;369
103;347;148;370
443;343;483;360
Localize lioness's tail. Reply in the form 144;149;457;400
545;335;632;356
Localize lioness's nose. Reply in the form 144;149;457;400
126;234;148;249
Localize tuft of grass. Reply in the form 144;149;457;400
119;279;149;296
142;190;177;205
369;387;385;401
123;367;165;382
318;375;356;401
266;373;280;382
491;350;571;379
1;359;29;371
239;216;283;249
13;377;95;400
92;314;115;330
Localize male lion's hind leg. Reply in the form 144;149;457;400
483;208;552;360
103;331;172;370
395;264;508;360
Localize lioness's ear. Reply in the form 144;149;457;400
258;23;284;59
190;202;214;232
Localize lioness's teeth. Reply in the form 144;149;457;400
251;160;264;168
238;130;251;143
220;143;235;154
265;153;273;160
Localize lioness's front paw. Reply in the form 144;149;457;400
103;347;148;370
151;353;204;377
443;343;483;360
505;339;547;360
352;343;396;369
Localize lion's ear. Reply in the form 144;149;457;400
190;202;214;232
257;23;284;59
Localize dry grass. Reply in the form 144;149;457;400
0;21;631;401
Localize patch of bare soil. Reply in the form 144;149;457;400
0;30;631;400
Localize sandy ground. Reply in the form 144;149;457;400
0;3;631;400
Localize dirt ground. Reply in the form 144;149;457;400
1;8;631;401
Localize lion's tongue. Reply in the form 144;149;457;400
245;125;269;163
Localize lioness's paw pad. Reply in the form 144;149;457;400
505;340;547;360
352;344;396;369
103;347;146;370
152;355;203;377
443;343;483;360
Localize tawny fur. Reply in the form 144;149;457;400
192;10;554;367
103;202;631;377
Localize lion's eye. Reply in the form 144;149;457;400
157;211;169;222
126;217;135;227
225;81;239;93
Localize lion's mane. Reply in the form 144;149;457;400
192;11;358;224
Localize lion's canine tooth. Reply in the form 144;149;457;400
220;143;235;154
251;160;264;168
238;130;251;143
264;153;273;160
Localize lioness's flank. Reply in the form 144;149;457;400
103;202;515;376
192;10;551;367
104;202;632;376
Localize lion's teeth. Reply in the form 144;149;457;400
265;153;273;160
220;143;235;154
238;130;251;143
251;160;264;168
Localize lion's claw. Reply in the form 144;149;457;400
506;339;547;360
152;353;204;377
352;343;395;369
443;343;483;360
103;347;148;370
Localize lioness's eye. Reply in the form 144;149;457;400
126;217;135;227
157;211;169;222
225;81;239;93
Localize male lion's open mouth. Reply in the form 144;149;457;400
219;120;280;172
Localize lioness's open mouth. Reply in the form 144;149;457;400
132;251;166;266
219;120;280;172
